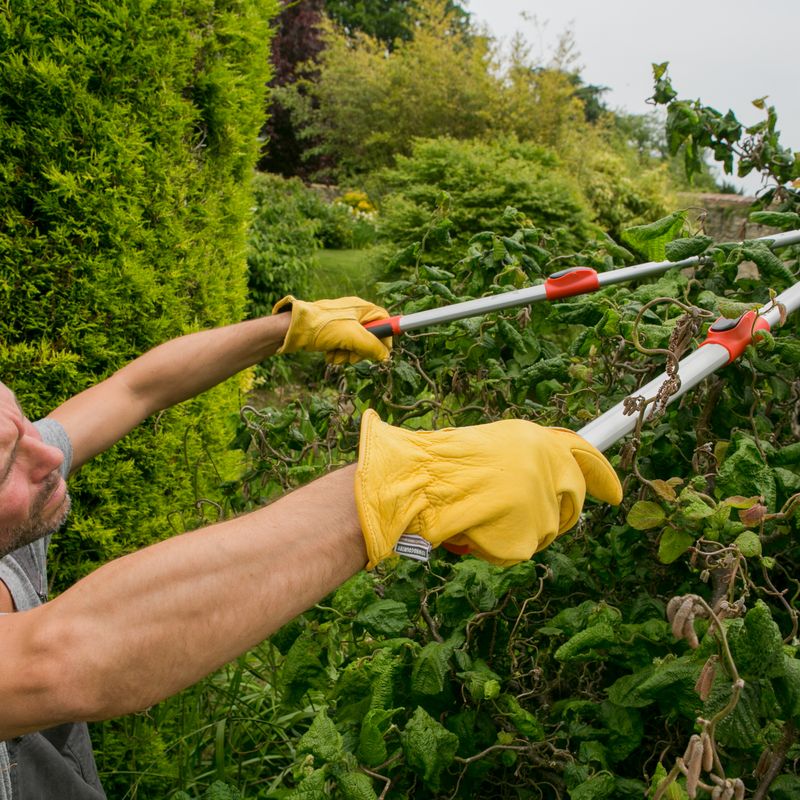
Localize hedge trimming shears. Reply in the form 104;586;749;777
389;229;800;561
364;229;800;338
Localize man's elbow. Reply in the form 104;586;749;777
1;610;128;737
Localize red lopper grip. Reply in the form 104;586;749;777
699;310;771;363
544;267;600;300
364;315;402;338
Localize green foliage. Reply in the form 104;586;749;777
292;1;499;176
664;235;713;262
621;211;686;261
174;781;243;800
374;137;596;271
187;184;800;797
561;136;672;238
298;708;344;762
326;0;470;48
247;173;320;315
401;707;460;791
286;0;677;226
11;12;795;789
247;175;381;314
651;62;799;202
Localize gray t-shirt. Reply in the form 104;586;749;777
0;419;106;799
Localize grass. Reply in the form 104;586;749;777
310;247;384;301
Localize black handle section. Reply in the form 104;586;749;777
365;321;396;338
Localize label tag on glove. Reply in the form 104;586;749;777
394;534;432;562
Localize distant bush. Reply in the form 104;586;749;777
248;174;380;314
373;137;596;272
247;173;320;316
569;133;672;237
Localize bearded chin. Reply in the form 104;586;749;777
0;489;72;559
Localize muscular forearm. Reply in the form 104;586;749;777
0;466;365;739
49;313;291;469
114;313;292;412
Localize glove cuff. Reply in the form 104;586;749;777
354;410;430;568
271;295;306;355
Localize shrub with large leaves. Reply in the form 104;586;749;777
222;197;800;798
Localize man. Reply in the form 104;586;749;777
0;296;622;798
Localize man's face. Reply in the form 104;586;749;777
0;383;71;557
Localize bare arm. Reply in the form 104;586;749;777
48;313;291;471
0;465;365;739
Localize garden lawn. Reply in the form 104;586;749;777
312;248;382;301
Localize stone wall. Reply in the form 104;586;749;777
678;193;780;241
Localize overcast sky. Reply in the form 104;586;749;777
465;0;799;194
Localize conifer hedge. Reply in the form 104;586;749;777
0;0;278;586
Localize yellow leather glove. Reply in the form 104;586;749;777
273;296;392;364
354;409;622;568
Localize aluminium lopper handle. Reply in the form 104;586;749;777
365;229;800;339
392;266;800;561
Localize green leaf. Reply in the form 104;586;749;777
626;501;666;530
555;623;617;662
332;572;377;615
634;656;703;717
204;783;242;800
740;241;795;283
677;487;715;521
607;666;659;708
652;62;669;81
297;708;344;763
768;775;800;800
501;694;546;740
368;649;398;711
400;707;459;791
600;702;645;762
411;632;464;695
733;531;762;557
772;441;800;466
773;657;800;718
650;479;679;502
657;529;694;563
748;210;800;229
355;599;410;637
716;435;777;511
357;708;396;767
569;772;616;800
664;235;713;262
419;264;455;280
723;494;761;509
621;212;686;261
546;600;602;636
393;359;422;389
706;679;763;748
285;768;328;800
335;771;378;800
649;763;688;800
280;629;327;704
728;600;785;678
456;659;502;702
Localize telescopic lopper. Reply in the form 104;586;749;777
391;240;800;561
364;229;800;339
